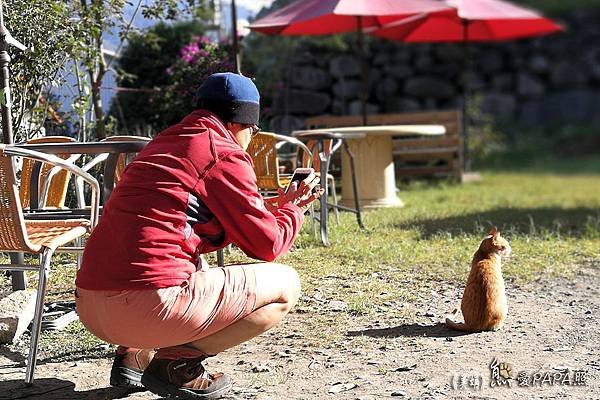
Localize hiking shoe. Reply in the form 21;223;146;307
141;356;232;399
110;348;156;389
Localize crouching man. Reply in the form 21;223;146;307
75;72;321;399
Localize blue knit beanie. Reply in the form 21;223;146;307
195;72;260;125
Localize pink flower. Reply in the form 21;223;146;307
180;42;201;64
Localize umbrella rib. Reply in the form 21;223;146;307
364;12;428;33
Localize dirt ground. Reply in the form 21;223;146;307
1;267;599;400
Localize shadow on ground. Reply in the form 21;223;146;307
0;378;140;400
393;207;599;238
0;347;25;366
347;322;470;338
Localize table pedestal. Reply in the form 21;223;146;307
341;135;403;208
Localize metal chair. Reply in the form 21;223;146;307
75;135;151;208
0;144;99;384
241;132;315;252
19;136;79;209
300;139;341;224
246;131;311;194
292;131;364;245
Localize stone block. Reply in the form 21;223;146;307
550;61;589;88
329;55;360;78
435;44;464;61
268;115;305;135
517;73;546;98
529;54;550;73
273;89;331;115
383;65;413;80
332;79;363;99
290;66;331;91
373;53;391;66
404;76;456;99
383;97;421;113
478;50;504;74
518;90;600;126
348;100;379;116
375;77;399;102
414;56;434;72
584;47;600;80
492;74;514;91
480;92;517;121
0;290;36;344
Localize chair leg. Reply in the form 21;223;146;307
318;142;330;246
76;237;83;270
25;247;53;385
328;175;340;224
344;142;364;230
217;249;225;268
309;203;317;237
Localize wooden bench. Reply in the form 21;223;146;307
304;110;463;180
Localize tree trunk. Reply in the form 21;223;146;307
90;69;106;140
90;0;106;140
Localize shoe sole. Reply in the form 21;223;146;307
141;373;232;399
110;366;144;389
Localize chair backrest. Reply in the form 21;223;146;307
20;136;76;209
0;146;37;252
300;139;336;172
101;135;151;184
246;132;285;191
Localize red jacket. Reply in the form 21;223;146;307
76;110;304;290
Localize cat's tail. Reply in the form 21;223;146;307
444;308;472;332
445;318;471;332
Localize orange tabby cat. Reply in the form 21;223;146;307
446;227;511;332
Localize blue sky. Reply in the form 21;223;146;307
104;0;279;57
109;0;276;50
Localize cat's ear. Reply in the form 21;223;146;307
488;226;499;238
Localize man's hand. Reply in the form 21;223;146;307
278;171;323;212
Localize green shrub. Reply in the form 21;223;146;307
110;21;211;133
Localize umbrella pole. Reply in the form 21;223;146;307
0;3;27;292
0;3;14;144
461;19;470;172
231;0;241;74
356;16;368;125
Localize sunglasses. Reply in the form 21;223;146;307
244;124;260;137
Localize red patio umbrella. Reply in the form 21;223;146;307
249;0;452;124
369;0;564;169
370;0;563;43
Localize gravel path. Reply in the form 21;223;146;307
1;268;599;399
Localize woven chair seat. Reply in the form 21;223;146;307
25;219;89;251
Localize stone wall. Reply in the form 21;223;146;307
268;10;600;134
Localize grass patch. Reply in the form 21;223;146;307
9;321;110;363
2;154;599;358
218;155;599;323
